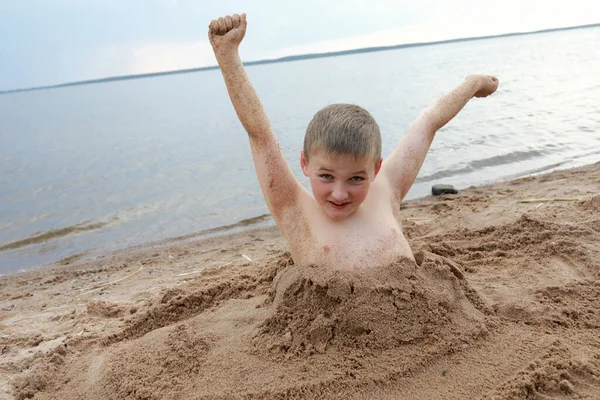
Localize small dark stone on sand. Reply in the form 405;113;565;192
432;184;458;196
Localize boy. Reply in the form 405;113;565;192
208;14;499;270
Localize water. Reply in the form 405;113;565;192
1;27;599;273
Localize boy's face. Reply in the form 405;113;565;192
301;150;382;221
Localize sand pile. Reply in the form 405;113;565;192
422;213;597;267
12;252;493;400
253;253;487;357
582;194;600;211
99;323;213;399
102;252;293;345
488;339;600;399
10;253;293;400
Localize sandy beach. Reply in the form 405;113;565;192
1;162;598;399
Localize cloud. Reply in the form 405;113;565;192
262;7;600;61
129;40;216;74
84;0;600;81
86;40;216;80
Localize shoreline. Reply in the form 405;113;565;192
1;161;599;399
0;213;276;277
3;156;597;277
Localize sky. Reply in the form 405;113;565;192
1;0;599;91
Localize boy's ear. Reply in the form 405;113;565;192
300;150;310;176
374;158;383;178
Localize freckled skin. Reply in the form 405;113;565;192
209;14;499;270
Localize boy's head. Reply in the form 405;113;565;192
301;104;383;221
303;104;382;164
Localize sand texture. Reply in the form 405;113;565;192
1;162;599;399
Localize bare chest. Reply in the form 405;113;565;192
290;203;414;270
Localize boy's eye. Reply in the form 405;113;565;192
350;176;365;182
319;174;333;179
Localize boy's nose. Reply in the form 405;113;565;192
331;185;348;201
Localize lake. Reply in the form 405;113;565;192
1;26;599;273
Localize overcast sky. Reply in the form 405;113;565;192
1;0;598;91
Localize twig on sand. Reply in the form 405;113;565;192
518;198;580;204
43;304;85;313
78;263;144;296
242;254;253;263
11;292;32;300
176;270;204;277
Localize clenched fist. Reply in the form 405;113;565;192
208;13;247;55
467;75;499;98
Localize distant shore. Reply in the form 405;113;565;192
1;22;599;95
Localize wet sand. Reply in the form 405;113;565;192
1;162;599;399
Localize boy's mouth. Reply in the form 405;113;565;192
329;201;349;209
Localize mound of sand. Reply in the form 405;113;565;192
253;253;487;356
102;252;293;346
582;194;600;211
488;340;600;399
11;252;494;400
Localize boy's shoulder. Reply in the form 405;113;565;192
285;179;412;268
289;176;397;232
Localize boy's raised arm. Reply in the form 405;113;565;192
382;75;499;202
209;14;301;223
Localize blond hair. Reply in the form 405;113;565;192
304;104;381;163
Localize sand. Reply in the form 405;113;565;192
1;162;599;399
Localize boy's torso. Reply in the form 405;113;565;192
285;177;414;270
